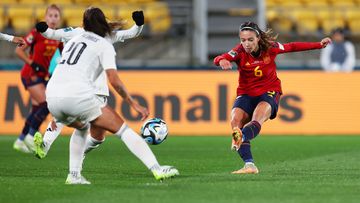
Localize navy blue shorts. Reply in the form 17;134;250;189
232;91;281;120
21;76;48;89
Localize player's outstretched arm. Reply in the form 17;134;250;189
111;11;144;43
277;37;332;54
0;32;25;46
12;37;25;46
320;37;332;48
219;59;233;70
35;21;81;42
0;32;14;42
213;45;241;69
106;69;149;121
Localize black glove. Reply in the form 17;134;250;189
132;11;144;26
35;22;48;33
30;62;47;73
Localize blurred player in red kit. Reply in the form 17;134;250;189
13;4;63;153
214;22;331;174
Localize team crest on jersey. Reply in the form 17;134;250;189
228;50;237;58
263;54;271;64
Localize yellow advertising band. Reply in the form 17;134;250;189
0;71;359;135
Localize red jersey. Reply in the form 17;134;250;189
20;29;63;78
214;42;323;96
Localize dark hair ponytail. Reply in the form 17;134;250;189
83;7;112;37
239;22;278;52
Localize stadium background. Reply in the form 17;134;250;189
0;0;359;135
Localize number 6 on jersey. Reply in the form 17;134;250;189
254;66;263;77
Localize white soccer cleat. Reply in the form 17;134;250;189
13;139;31;153
65;174;91;185
152;165;179;181
24;135;36;152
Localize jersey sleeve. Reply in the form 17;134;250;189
99;41;117;70
213;44;242;66
24;29;37;46
42;27;84;43
0;32;14;42
109;24;143;43
273;42;323;54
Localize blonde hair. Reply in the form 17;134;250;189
46;4;61;16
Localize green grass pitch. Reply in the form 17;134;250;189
1;135;360;203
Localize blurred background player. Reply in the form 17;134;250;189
42;7;178;184
33;10;145;159
13;4;63;153
0;32;25;46
214;22;331;174
320;28;356;73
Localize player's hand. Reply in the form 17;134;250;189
12;37;25;47
219;59;233;70
320;37;332;48
132;11;144;26
35;21;49;33
30;62;47;73
131;102;149;121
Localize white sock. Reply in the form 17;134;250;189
115;124;160;170
84;134;105;154
42;121;64;153
69;124;89;176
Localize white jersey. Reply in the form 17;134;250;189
46;31;116;99
0;32;14;42
42;24;143;96
42;24;143;44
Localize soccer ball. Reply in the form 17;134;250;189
140;118;168;145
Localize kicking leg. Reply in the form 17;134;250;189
242;101;271;142
232;102;272;174
230;107;250;150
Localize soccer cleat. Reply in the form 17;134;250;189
152;165;179;181
34;132;47;159
24;135;36;152
13;139;32;153
231;162;259;174
231;127;243;151
65;174;91;185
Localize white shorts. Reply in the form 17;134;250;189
47;95;107;125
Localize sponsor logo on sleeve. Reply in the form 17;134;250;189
63;27;73;32
228;50;237;58
277;42;284;50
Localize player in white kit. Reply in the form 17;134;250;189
45;7;179;184
34;11;145;158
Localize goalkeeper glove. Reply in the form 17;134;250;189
35;22;48;33
132;11;144;26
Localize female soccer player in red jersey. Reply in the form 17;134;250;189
214;22;331;174
13;4;63;153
